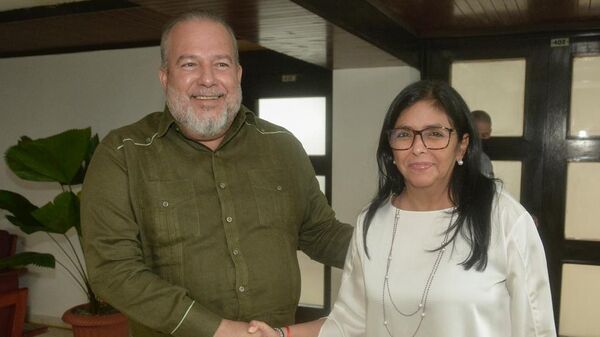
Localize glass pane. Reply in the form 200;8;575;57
560;263;600;337
565;162;600;241
570;56;600;137
316;175;326;194
297;251;324;308
258;97;326;155
451;59;526;137
491;160;521;201
299;175;326;307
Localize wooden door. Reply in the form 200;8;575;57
424;33;600;336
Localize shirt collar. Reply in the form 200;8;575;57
157;106;176;138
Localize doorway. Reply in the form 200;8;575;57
424;33;600;336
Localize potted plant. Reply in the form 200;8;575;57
0;230;55;336
0;128;128;337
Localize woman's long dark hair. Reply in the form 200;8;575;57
363;80;496;271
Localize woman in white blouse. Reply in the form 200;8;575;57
250;80;556;337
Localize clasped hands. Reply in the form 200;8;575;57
248;320;281;337
213;319;281;337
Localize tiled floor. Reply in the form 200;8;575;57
39;327;73;337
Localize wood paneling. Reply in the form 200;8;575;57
367;0;600;37
0;0;407;69
0;2;167;57
2;1;600;71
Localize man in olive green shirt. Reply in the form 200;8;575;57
81;11;352;337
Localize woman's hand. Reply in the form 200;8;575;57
248;320;281;337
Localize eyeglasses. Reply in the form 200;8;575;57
388;126;454;150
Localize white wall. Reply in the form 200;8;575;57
330;66;420;300
0;46;165;326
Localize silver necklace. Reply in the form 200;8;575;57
382;208;454;337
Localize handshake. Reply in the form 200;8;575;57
247;320;287;337
212;319;290;337
214;317;324;337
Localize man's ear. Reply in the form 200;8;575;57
159;67;168;90
237;64;243;82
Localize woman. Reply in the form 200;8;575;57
250;80;556;337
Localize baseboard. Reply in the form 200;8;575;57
24;322;49;337
28;314;71;329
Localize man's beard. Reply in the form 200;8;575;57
166;85;242;140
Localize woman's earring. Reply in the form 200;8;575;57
457;159;464;166
393;160;396;164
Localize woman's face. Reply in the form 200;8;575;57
391;100;469;193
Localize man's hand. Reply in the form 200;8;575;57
248;320;280;337
213;319;267;337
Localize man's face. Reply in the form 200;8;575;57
159;19;243;141
475;120;492;140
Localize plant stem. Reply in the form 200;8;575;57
46;233;87;283
55;259;88;295
63;233;88;282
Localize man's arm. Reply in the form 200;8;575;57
81;141;247;337
293;146;353;268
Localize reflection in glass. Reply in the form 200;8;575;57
491;160;522;201
259;97;326;155
560;263;600;336
565;162;600;241
570;56;600;137
451;59;526;137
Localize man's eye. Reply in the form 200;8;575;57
181;62;196;68
216;62;230;68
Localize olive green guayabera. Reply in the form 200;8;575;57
80;106;353;337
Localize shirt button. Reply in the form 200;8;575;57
161;201;169;207
226;216;233;223
276;185;283;191
238;286;245;292
232;249;240;256
219;182;226;189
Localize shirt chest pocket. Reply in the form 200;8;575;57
139;179;199;247
248;169;300;232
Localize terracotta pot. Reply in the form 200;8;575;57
62;304;129;337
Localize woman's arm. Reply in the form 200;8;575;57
506;212;557;337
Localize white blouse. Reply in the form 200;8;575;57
320;191;556;337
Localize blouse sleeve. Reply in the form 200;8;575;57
319;225;367;337
506;212;557;337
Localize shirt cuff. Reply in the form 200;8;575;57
170;300;222;337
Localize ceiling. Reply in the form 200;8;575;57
1;0;600;69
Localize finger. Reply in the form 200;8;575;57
248;320;266;334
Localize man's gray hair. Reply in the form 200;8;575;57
160;11;239;69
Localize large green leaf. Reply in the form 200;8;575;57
0;190;44;234
0;252;55;270
31;191;79;234
5;128;92;184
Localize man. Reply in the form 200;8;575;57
471;110;494;178
81;11;352;337
471;110;492;140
